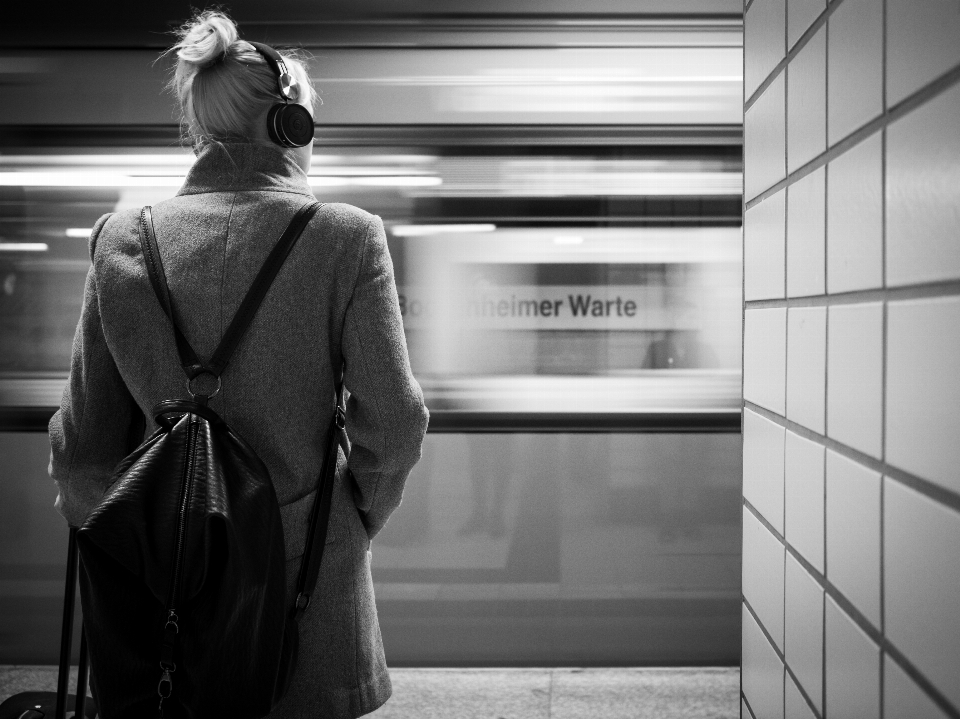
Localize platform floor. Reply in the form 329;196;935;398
0;666;739;718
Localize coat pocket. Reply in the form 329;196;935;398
279;486;337;562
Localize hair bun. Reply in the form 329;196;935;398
174;10;239;68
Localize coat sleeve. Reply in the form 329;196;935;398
48;213;137;528
341;214;429;540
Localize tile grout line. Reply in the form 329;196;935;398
783;0;790;309
745;61;960;209
878;0;888;711
743;593;824;719
821;310;829;718
744;0;837;113
823;6;830;299
743;401;960;514
740;8;748;715
745;280;960;309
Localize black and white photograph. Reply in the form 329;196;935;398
0;0;957;717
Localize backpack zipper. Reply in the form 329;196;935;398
158;413;200;717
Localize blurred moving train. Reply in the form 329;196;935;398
0;12;743;665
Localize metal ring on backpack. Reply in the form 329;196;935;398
186;373;222;400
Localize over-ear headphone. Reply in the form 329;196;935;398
248;41;314;148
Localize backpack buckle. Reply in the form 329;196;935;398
186;372;222;402
294;592;311;617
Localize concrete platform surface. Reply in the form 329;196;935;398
0;666;740;718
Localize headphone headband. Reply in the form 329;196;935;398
248;41;297;102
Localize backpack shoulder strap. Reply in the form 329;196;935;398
138;206;204;376
293;368;344;620
207;201;325;377
138;201;325;380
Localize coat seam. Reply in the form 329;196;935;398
354;535;362;694
62;215;112;486
177;187;316;200
346;215;387;522
219;192;239;414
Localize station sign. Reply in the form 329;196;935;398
398;285;698;331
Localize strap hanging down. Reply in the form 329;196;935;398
293;368;344;619
138;201;325;381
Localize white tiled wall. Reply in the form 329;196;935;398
886;296;960;493
825;451;881;626
786;28;825;173
784;554;823;711
826;0;883;144
746;0;787;98
883;655;949;719
743;409;786;532
885;82;960;287
826;303;883;458
786;170;825;297
743;604;786;719
744;308;787;414
786;0;824;48
884;480;960;709
785;307;825;432
745;73;786;200
743;0;960;714
826;132;882;293
783;432;824;571
745;191;786;300
785;672;818;719
744;507;786;650
886;0;960;105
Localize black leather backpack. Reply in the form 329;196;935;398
77;202;339;719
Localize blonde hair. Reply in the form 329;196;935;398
167;10;316;147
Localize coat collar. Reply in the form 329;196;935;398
177;142;315;198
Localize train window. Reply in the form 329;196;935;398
0;144;742;420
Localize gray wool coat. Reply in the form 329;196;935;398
48;142;429;719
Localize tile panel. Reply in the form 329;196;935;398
883;655;950;719
744;308;787;415
784;554;824;711
886;0;960;106
884;479;960;710
824;597;881;719
825;451;882;627
886;296;960;493
743;507;786;652
886;82;960;287
787;28;827;173
826;132;883;293
786;307;826;434
743;409;787;534
784;431;825;572
786;168;825;297
746;73;787;201
745;191;787;301
742;603;786;719
746;0;788;98
827;0;883;144
826;303;883;458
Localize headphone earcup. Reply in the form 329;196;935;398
266;103;314;148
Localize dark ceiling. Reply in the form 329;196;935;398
2;0;743;48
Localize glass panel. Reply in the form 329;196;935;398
0;431;741;665
374;432;741;665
